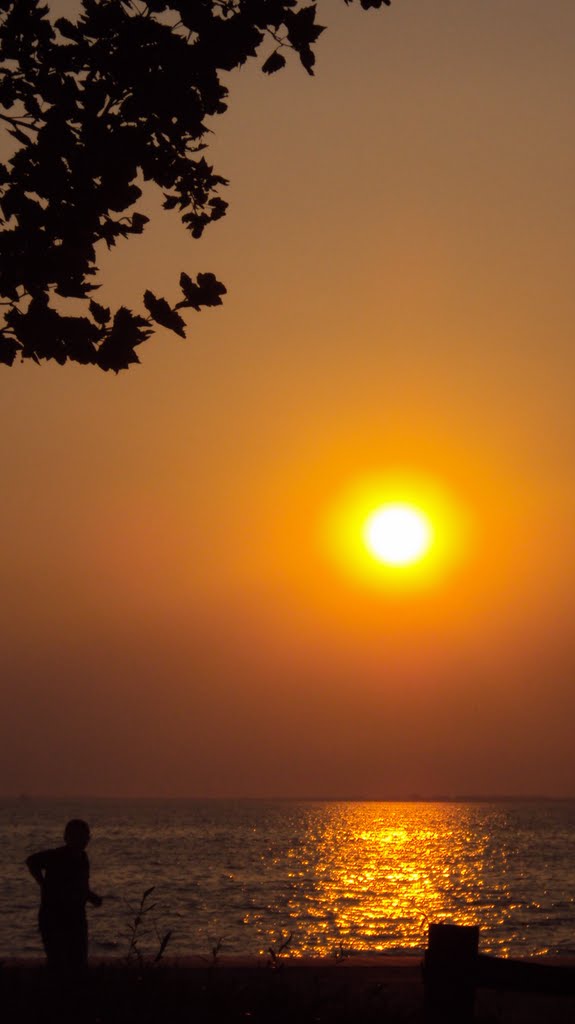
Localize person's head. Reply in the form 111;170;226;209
64;819;91;851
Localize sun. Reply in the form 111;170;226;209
363;502;433;567
363;503;432;566
323;471;465;589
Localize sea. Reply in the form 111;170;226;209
1;798;574;960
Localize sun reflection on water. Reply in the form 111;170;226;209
255;802;520;956
3;799;575;958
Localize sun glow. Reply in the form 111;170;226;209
323;471;466;589
363;503;433;566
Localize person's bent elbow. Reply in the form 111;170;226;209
26;855;43;884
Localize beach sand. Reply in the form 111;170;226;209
2;955;575;1022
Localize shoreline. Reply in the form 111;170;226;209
3;952;575;967
2;953;422;968
3;954;575;1022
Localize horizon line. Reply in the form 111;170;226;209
3;793;575;803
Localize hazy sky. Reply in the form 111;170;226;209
2;0;575;797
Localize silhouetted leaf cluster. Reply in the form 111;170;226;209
0;0;391;371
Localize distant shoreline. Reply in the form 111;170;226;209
3;794;575;803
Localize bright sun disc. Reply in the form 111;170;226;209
363;503;433;567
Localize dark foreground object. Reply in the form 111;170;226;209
422;922;575;1023
3;954;575;1024
2;958;421;1024
423;923;479;1022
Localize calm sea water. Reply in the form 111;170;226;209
1;799;574;960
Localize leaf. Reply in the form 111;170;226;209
55;279;101;299
208;197;228;221
196;272;227;306
89;299;111;325
143;291;186;337
286;6;326;49
262;52;286;75
95;306;152;372
55;17;82;41
108;306;152;348
0;334;21;366
102;181;143;214
178;271;201;310
299;45;316;75
177;271;226;311
130;213;149;234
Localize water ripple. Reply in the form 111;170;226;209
1;798;574;958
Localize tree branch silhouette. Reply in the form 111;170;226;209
0;0;391;371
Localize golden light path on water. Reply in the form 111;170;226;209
3;799;575;958
240;802;560;958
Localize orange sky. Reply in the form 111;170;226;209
2;0;575;797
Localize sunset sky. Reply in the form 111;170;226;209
2;0;575;798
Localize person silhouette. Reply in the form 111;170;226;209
26;819;102;969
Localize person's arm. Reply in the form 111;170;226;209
84;855;102;907
26;851;47;886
